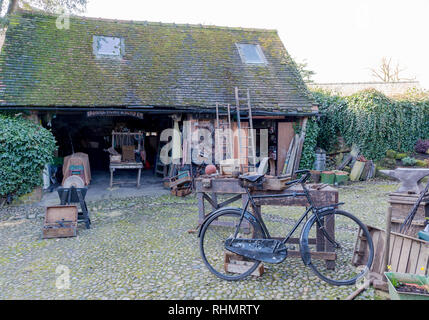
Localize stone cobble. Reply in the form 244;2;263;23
0;180;398;300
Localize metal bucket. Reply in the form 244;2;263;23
313;150;326;171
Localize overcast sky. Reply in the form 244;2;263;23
39;0;429;89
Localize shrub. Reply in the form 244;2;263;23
386;149;397;159
416;159;428;168
415;139;429;154
0;114;57;198
401;157;418;166
394;153;408;160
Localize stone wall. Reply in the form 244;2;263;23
308;81;421;97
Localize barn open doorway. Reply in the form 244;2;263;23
41;110;172;189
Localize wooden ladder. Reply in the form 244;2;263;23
154;140;168;177
234;87;257;173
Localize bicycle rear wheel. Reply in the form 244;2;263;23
300;210;374;286
199;209;266;281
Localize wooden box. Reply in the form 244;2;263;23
110;155;121;163
224;251;264;277
42;205;78;239
121;145;135;162
220;159;240;175
171;187;192;197
261;175;291;191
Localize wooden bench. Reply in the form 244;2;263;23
195;177;339;268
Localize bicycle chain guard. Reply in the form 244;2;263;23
224;238;288;264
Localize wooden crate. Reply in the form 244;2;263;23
169;175;192;189
354;225;429;276
43;205;78;239
171;186;192;197
224;251;264;277
388;193;429;238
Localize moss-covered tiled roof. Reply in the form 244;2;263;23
0;11;315;113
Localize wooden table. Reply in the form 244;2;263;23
109;162;143;188
195;177;339;267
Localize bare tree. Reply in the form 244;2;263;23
295;58;316;83
6;0;19;15
370;57;416;82
2;0;86;16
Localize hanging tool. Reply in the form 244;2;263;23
68;131;75;154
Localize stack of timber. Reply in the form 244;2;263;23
282;118;307;177
335;148;375;181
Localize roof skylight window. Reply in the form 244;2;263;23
93;36;123;57
236;44;267;64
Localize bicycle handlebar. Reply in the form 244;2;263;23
285;170;311;186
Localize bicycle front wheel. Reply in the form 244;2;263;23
300;210;374;286
199;209;266;281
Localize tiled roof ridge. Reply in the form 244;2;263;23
310;81;420;85
14;8;279;34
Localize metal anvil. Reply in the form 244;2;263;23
380;168;429;194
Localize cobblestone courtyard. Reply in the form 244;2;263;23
0;180;398;300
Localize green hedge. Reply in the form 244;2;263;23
0;114;57;198
311;88;429;161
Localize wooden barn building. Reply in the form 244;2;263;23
0;10;317;185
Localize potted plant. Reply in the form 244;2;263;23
385;272;429;300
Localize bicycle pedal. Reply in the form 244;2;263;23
286;245;296;250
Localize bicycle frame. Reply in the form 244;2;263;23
235;180;339;247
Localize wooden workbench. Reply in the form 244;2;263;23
195;177;339;267
109;162;143;188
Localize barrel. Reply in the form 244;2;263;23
313;150;326;171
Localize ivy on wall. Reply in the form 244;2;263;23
298;117;320;170
310;88;429;161
0;114;57;198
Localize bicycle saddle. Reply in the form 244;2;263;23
238;174;265;183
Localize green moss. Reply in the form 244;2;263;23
0;11;314;112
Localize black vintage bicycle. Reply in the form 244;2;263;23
198;170;374;286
